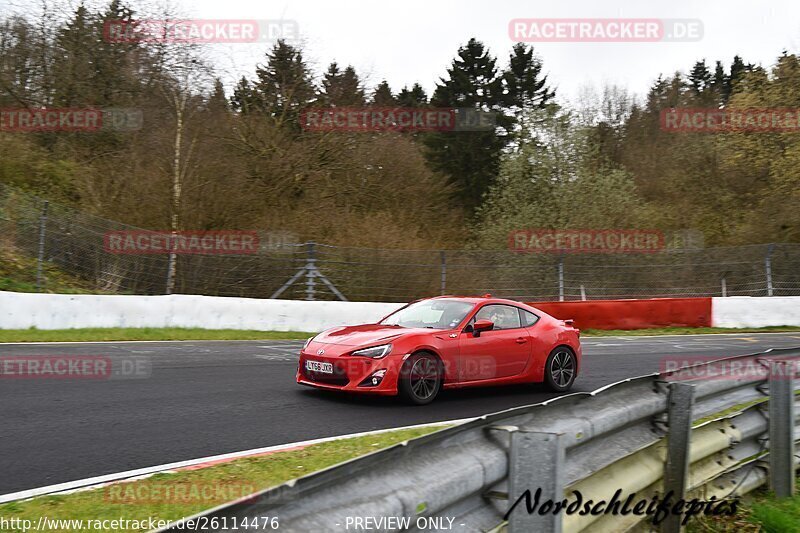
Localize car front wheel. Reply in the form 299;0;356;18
399;352;442;405
544;347;577;392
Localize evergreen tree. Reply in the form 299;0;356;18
712;60;729;103
319;62;365;106
52;5;95;106
688;59;712;97
371;80;395;106
422;38;506;213
729;55;747;93
502;43;554;108
92;0;140;106
645;75;669;113
208;78;228;111
501;43;555;141
230;76;257;113
253;39;315;119
396;83;428;107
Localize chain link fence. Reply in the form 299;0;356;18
2;183;799;302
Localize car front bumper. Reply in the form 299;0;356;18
296;351;406;395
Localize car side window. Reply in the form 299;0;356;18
474;304;522;330
519;309;540;327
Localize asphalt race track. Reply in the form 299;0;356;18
2;333;800;494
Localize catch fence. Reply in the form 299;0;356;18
1;183;799;302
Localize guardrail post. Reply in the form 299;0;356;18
557;256;565;302
440;250;447;295
769;360;795;498
35;200;48;292
305;241;316;301
662;382;695;533
508;430;565;533
765;243;775;296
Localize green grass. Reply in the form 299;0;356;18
0;425;448;532
0;247;102;294
748;494;800;533
0;328;315;343
692;398;769;427
582;326;800;337
689;482;800;532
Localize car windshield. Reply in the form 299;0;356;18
380;299;475;329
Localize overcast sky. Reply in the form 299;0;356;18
5;0;800;103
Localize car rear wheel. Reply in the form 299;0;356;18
399;353;442;405
544;347;577;392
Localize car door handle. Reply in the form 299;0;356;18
515;337;527;344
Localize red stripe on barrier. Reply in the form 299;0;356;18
527;298;713;330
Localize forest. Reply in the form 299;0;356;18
1;0;799;252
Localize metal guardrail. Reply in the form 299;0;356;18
158;347;800;533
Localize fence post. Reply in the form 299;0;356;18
769;360;795;498
440;250;447;295
507;430;565;533
557;255;565;302
35;201;49;292
765;243;775;296
721;276;727;297
662;382;695;533
305;241;316;301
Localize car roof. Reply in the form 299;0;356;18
424;295;554;319
428;295;526;306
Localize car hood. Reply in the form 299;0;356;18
314;324;432;347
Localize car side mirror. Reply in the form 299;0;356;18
472;319;494;337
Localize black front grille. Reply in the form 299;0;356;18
301;363;350;386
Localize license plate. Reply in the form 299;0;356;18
306;360;333;374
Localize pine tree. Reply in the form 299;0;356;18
728;55;747;97
502;43;555;141
422;38;506;213
712;60;728;103
52;5;95;106
396;83;428;107
503;43;554;108
371;80;395;106
645;75;669;113
319;62;365;106
688;60;711;97
208;79;228;111
92;0;140;106
230;76;257;113
253;39;315;120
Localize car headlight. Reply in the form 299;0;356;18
351;344;392;359
303;337;314;350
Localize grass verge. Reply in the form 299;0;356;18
689;481;800;532
0;328;314;343
0;425;448;532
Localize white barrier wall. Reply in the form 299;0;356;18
1;291;799;331
0;291;404;332
712;296;800;328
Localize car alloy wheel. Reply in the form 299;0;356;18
545;347;576;392
399;353;441;405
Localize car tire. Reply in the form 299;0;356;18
544;347;577;392
398;352;442;405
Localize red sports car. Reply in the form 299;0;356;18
296;296;581;404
